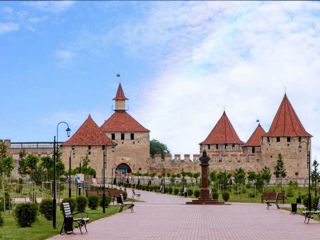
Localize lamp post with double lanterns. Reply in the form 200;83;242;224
299;137;311;211
69;146;75;198
53;121;71;229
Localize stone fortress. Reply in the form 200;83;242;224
4;83;311;180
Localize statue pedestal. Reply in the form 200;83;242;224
186;151;224;205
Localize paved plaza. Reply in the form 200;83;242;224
50;190;320;240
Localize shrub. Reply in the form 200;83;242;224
312;196;320;210
187;188;193;197
60;198;76;213
248;193;255;198
286;188;294;198
123;191;128;200
149;186;154;192
194;189;200;198
0;212;3;227
168;187;173;194
100;195;112;208
39;199;53;220
212;192;219;200
76;196;88;212
174;188;179;195
88;195;99;210
15;203;37;227
222;192;230;202
0;192;11;211
164;187;169;193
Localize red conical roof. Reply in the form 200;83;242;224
63;115;116;146
100;112;149;132
201;111;244;145
265;94;311;137
113;83;128;101
245;124;266;146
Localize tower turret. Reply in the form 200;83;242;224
113;83;128;112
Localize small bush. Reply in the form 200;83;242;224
212;192;219;200
194;189;200;198
15;203;37;227
0;212;3;227
100;195;112;208
39;199;53;220
76;196;88;212
168;187;173;194
286;188;294;198
174;188;179;195
164;187;169;193
123;191;128;200
248;193;255;198
88;195;99;210
60;198;76;213
149;186;154;192
187;188;193;197
222;192;230;202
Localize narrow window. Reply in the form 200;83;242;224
111;133;115;140
287;137;291;142
216;144;218;150
277;137;280;142
252;147;255;153
267;137;270;142
232;144;235;149
130;133;134;140
121;133;125;140
207;144;210;150
299;137;302;142
224;144;228;150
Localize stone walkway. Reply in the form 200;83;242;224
49;190;320;240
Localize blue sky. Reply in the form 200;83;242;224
1;2;320;159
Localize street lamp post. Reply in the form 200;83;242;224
53;121;71;229
299;138;311;211
69;146;74;198
102;145;106;214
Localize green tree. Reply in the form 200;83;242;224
25;155;39;174
274;154;286;179
234;168;246;186
312;160;319;191
261;166;271;184
18;149;27;176
247;171;257;183
0;141;14;177
73;153;96;177
150;139;170;158
193;172;200;184
209;171;217;184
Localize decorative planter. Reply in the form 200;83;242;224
291;203;297;213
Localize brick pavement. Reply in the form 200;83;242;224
49;190;320;240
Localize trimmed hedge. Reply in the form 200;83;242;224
0;212;3;227
222;192;230;202
15;203;38;227
76;196;88;213
39;198;53;220
174;188;179;195
187;188;193;197
100;195;112;208
88;195;99;210
194;189;200;198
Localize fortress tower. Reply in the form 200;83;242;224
261;94;312;179
100;83;150;177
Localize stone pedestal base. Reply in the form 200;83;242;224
186;198;225;205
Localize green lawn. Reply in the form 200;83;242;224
0;205;122;240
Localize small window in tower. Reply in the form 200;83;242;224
299;137;302;142
252;147;255;153
216;144;218;150
287;137;291;142
208;144;210;150
267;137;270;142
232;144;235;149
277;137;280;142
111;133;115;140
121;133;125;140
131;133;134;140
225;144;228;150
88;146;91;150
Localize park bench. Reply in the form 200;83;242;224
60;202;89;235
117;194;134;213
303;198;320;224
132;189;141;199
263;193;285;210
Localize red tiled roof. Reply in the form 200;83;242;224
63;115;116;146
245;124;266;146
113;83;128;101
201;111;244;145
100;112;149;132
264;94;311;137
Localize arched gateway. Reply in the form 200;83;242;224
116;163;132;175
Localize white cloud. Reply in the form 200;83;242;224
0;22;19;35
1;7;13;15
55;50;74;65
117;2;320;160
25;2;75;13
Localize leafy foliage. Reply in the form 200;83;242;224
0;211;3;227
76;196;88;213
274;154;286;179
234;168;246;186
100;195;112;208
222;192;230;202
0;141;14;177
14;203;38;227
39;199;53;220
60;198;77;213
150;139;170;158
88;195;99;210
